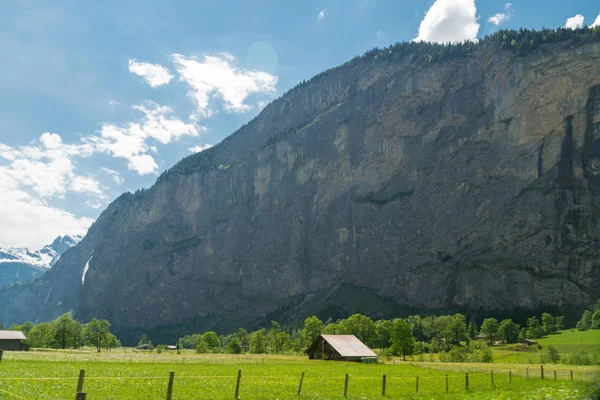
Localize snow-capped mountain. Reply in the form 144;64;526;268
0;235;82;287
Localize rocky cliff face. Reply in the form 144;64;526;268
1;38;600;342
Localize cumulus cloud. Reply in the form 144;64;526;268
414;0;480;44
565;15;585;30
188;144;212;153
318;9;326;21
70;176;103;195
172;53;277;120
128;59;174;87
591;13;600;28
0;189;93;249
0;133;96;198
88;101;199;175
488;3;514;26
0;134;100;248
101;168;124;185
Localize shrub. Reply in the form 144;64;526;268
540;345;560;364
564;350;592;366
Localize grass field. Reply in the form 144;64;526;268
0;351;598;399
492;330;600;365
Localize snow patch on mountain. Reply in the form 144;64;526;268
0;235;83;269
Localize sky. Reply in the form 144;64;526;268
1;0;599;249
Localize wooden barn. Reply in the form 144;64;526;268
306;335;377;362
0;331;29;351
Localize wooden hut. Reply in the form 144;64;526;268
0;331;29;351
306;335;377;362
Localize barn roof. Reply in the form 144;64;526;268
0;330;26;340
321;335;377;358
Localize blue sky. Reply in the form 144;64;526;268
1;0;599;249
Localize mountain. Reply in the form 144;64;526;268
0;235;82;287
1;31;600;343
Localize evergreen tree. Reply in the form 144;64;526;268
467;317;478;340
591;310;600;329
576;310;593;331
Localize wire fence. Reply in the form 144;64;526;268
0;365;587;399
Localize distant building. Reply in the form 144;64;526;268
306;335;377;362
167;345;178;351
0;331;29;351
520;339;537;346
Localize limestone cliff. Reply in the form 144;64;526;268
1;36;600;342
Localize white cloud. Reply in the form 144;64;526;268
318;9;326;21
101;168;124;185
376;29;388;41
0;134;99;248
128;59;174;88
188;144;212;153
88;101;199;175
172;53;278;120
0;189;93;249
108;100;119;106
414;0;480;44
565;14;585;30
488;3;513;26
0;133;95;198
70;176;103;195
591;13;600;28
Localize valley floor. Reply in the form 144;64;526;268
0;350;598;399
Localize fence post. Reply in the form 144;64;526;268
382;374;386;396
509;370;512;383
465;373;469;391
235;370;242;399
166;372;174;400
491;370;494;387
445;374;449;393
297;372;304;396
554;371;557;380
344;374;349;397
0;350;3;363
541;365;544;380
75;393;86;400
526;368;529;380
570;370;573;381
77;369;85;393
416;376;419;393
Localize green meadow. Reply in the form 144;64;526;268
491;329;600;365
0;350;598;399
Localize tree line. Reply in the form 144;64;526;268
7;313;119;352
173;310;575;361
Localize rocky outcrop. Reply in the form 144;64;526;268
1;37;600;343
